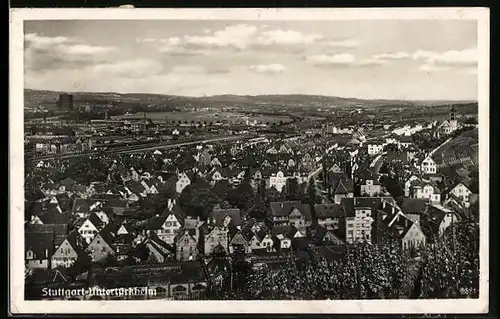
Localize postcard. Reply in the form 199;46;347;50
9;7;490;314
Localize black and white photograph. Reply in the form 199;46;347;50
9;8;489;314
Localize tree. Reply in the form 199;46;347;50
266;186;283;203
212;180;231;201
229;181;255;212
179;183;222;220
284;178;301;201
463;117;478;125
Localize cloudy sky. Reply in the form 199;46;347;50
24;20;478;100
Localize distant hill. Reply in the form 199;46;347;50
24;89;476;109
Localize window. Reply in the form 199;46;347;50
180;247;184;252
166;222;172;227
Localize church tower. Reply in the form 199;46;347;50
449;106;458;131
450;106;457;121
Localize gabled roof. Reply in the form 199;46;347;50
145;214;168;230
387;215;415;239
87;212;105;229
255;229;269;242
400;198;428;215
25;223;68;246
92;229;115;249
269;201;312;220
147;232;175;254
315;203;344;219
334;179;351;195
71;198;103;215
65;230;87;250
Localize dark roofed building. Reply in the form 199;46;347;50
25;231;55;269
207;208;241;228
25;223;69;247
268;201;312;230
315;203;344;230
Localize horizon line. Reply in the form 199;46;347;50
24;88;478;103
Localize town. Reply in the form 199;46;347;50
24;91;480;301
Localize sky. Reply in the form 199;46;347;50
24;20;478;100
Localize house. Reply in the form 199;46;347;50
249;168;263;181
125;180;147;199
340;197;393;244
326;172;354;204
78;212;105;244
228;231;251;254
266;146;278;154
207;208;241;228
144;232;175;263
141;179;159;195
409;180;441;204
310;224;344;245
25;232;54;269
385;214;426;251
176;172;191;194
203;226;229;256
404;174;421;197
71;199;104;219
145;210;184;245
112;233;135;261
198;148;212;166
367;142;384;156
86;230;115;262
271;227;292;252
422;204;459;238
398;135;414;149
266;170;288;193
51;231;87;269
254;229;274;252
176;230;199;262
445;181;473;208
315;203;343;230
268;201;312;230
420;156;437;175
360;179;383;197
208;169;224;184
399;198;428;224
301;153;316;171
25;223;69;248
129;167;140;182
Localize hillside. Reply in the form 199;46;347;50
24;89;476;109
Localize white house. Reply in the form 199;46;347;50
267;170;287;192
446;182;473;208
176;173;191;194
409;182;441;204
367;143;384;156
420;156;437;174
77;214;102;244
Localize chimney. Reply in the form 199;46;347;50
45;249;48;258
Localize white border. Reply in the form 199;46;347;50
9;8;490;314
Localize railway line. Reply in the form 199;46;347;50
27;134;257;163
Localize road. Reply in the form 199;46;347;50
28;134;255;163
370;152;386;175
429;137;453;156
